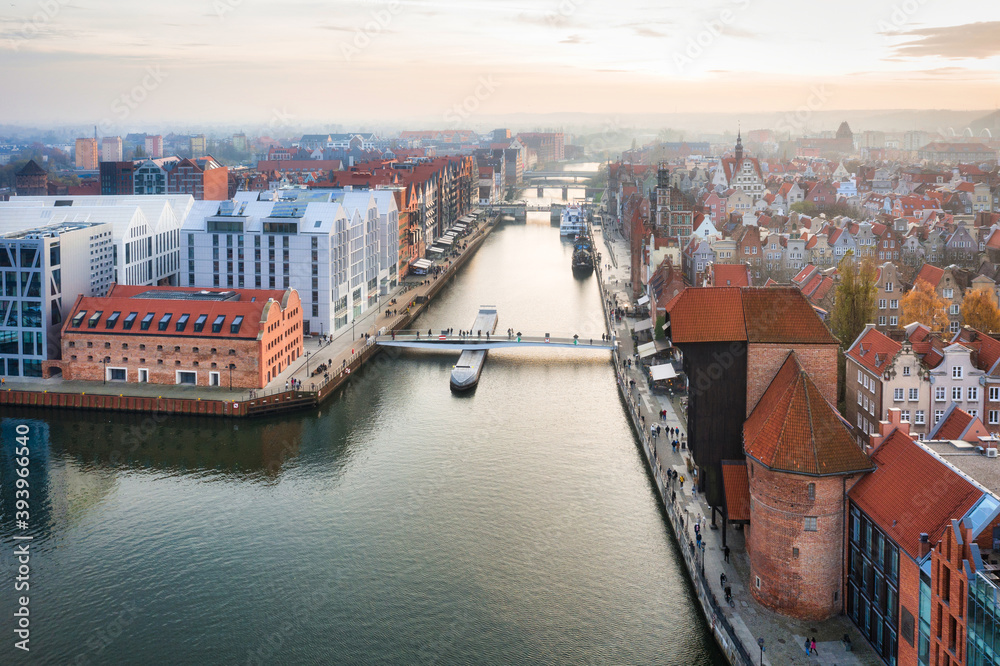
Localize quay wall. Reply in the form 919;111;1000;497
592;221;753;666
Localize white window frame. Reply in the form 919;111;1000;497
936;387;946;401
953;366;963;379
935;410;944;424
909;388;918;401
894;388;904;401
175;370;198;385
990;410;999;425
138;368;148;383
990;386;1000;402
953;387;963;401
210;371;221;387
915;410;925;425
106;366;127;382
969;387;979;402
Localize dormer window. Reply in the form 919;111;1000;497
194;314;208;332
71;310;87;328
158;313;172;331
88;311;102;328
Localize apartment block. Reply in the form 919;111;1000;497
0;221;114;378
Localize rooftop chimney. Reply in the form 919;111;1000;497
919;533;931;558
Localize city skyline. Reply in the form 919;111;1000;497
2;0;999;128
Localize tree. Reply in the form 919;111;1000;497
961;288;1000;333
830;253;877;349
901;280;949;332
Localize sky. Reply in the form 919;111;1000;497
1;0;999;131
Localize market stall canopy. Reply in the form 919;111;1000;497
650;364;677;381
636;295;650;306
633;318;653;332
638;341;658;357
412;258;433;269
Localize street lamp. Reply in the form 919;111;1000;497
229;363;234;390
102;357;108;384
305;350;312;377
757;638;765;665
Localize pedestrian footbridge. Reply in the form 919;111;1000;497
376;331;616;351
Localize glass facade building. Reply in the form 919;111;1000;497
969;570;1000;665
848;502;901;664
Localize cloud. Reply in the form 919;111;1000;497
888;21;1000;60
514;11;574;29
633;26;667;38
722;26;757;39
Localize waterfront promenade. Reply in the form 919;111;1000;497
1;212;498;416
594;219;879;665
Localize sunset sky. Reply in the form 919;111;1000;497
2;0;999;129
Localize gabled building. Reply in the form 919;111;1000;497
665;287;838;511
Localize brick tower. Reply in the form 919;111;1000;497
743;352;874;620
15;159;48;196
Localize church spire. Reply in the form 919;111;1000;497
735;124;743;163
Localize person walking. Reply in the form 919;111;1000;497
723;545;730;563
804;638;811;655
810;637;818;655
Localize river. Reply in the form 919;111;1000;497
0;184;721;664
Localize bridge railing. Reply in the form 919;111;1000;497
379;331;616;347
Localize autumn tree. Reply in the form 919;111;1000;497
830;253;878;349
901;280;950;332
961;287;1000;333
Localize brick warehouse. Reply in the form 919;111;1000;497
55;285;302;389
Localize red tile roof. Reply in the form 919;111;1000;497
712;263;750;287
64;285;295;340
928;406;983;441
667;287;837;345
953;327;1000;374
741;288;838;344
744;353;874;476
666;287;746;343
721;460;751;522
849;430;981;559
915;263;945;289
847;327;902;375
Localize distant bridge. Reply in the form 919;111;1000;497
523;171;597;182
377;331;616;351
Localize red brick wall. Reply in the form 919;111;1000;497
747;460;846;621
61;334;263;388
930;527;970;665
203;166;229;201
897;555;922;666
747;343;838;416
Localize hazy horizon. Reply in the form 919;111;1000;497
2;0;999;133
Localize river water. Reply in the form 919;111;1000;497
0;184;721;664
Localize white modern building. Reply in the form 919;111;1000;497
0;195;190;287
0;221;115;378
133;158;180;195
182;188;398;336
